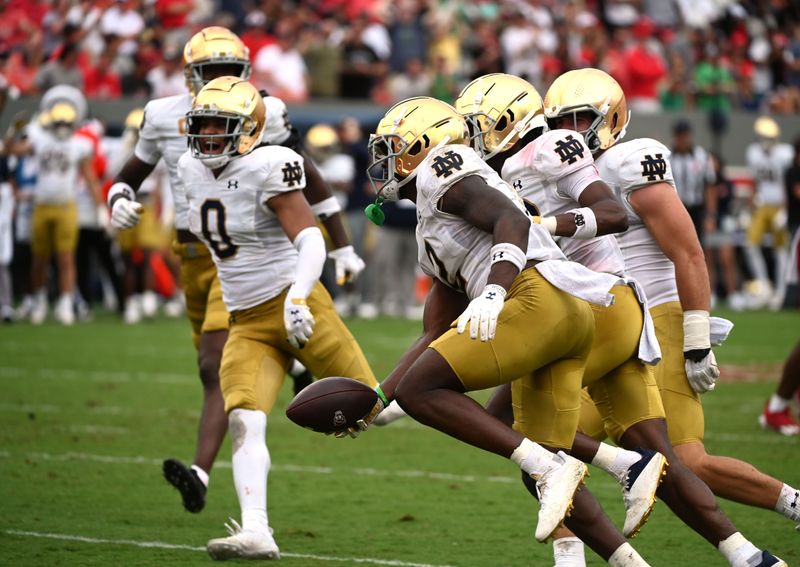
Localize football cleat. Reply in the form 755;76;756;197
54;296;74;326
163;458;207;513
207;518;280;561
758;403;800;436
141;291;158;319
30;298;47;325
751;550;788;567
372;400;408;426
534;451;589;543
621;448;668;538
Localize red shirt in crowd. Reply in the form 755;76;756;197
624;44;667;100
155;0;193;29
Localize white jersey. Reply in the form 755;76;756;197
415;144;622;306
501;129;627;277
178;145;307;311
134;93;193;229
745;142;794;206
262;95;293;146
28;125;92;205
597;138;678;307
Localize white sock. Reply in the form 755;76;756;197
35;288;46;304
718;532;761;567
510;437;557;478
229;408;270;534
768;394;790;413
591;443;641;483
553;536;586;567
775;483;800;522
191;465;209;488
745;246;769;282
608;542;650;567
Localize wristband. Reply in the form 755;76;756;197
566;207;598;239
310;196;341;220
534;215;558;235
683;309;711;352
490;243;527;272
108;182;135;209
375;385;390;407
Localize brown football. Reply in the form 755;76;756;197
285;377;378;434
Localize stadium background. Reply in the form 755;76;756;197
0;0;798;566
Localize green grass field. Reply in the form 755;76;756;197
0;309;798;566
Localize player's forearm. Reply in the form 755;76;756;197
380;332;441;401
675;251;712;312
114;155;155;193
321;212;351;250
487;214;529;291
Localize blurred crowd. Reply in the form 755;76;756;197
2;0;800;113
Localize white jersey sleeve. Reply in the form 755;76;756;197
613;139;675;196
257;145;305;207
527;130;599;202
261;95;293;147
134;100;165;165
416;144;501;213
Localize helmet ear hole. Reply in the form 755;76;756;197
408;140;422;155
611;113;618;129
496;115;508;131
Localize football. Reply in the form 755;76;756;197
286;377;379;434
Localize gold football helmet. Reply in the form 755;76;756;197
42;101;79;140
184;27;251;96
754;116;780;140
125;108;145;131
186;76;266;169
543;68;629;153
367;96;469;203
454;73;546;157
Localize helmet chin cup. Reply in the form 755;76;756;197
199;154;231;170
364;198;386;226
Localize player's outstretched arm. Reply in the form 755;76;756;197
300;154;366;285
631;181;719;393
108;155;157;229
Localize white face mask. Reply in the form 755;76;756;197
53;125;73;140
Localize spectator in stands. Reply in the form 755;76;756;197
99;0;144;57
625;17;668;114
338;18;384;100
240;10;273;59
301;19;341;99
660;49;690;111
155;0;193;46
2;40;43;96
695;44;735;152
146;44;185;98
387;57;431;103
83;51;122;99
35;42;83;91
387;1;426;74
253;20;309;103
499;8;541;86
429;54;458;104
120;45;158;98
463;18;504;81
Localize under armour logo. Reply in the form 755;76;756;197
492;251;505;261
791;491;799;509
512;179;522;190
431;150;464;178
227;179;238;189
485;291;497;300
574;213;585;227
554;135;584;164
282;161;304;187
640;154;667;181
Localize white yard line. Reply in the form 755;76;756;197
2;529;456;567
4;450;516;483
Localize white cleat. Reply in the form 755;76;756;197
207;519;280;561
621;448;668;538
534;451;588;543
54;296;74;326
141;290;158;318
30;298;47;325
123;296;142;325
372;400;408;426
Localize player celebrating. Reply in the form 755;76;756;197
178;76;378;560
357;96;662;566
107;27;364;513
546;68;794;565
456;72;788;567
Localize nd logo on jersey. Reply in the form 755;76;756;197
640;154;667;181
282;161;303;187
553;135;584;164
431;151;464;178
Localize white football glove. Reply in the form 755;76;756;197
685;349;719;394
284;297;315;349
327;245;366;285
456;284;507;341
111;198;143;230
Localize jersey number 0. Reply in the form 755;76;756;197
201;199;238;259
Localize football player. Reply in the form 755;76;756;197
7;88;102;325
178;76;378;560
546;68;794;565
743;117;794;310
457;72;787;567
106;27;365;513
358;96;657;566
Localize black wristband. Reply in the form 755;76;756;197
683;347;711;362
